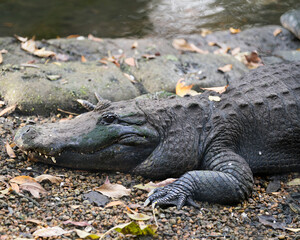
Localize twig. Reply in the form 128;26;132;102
57;108;79;116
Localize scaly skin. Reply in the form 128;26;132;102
15;62;300;209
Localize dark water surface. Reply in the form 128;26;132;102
1;0;299;39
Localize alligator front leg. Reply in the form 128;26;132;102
145;151;254;209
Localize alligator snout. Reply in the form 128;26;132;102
14;125;38;149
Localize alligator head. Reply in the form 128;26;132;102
14;99;160;173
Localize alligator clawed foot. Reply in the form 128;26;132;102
145;184;199;210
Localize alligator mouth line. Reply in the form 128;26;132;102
21;133;151;164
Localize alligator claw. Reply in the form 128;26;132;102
145;184;199;210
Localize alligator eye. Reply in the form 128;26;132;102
100;113;118;125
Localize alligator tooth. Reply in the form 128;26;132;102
24;151;28;155
45;155;48;159
39;152;42;156
51;157;56;163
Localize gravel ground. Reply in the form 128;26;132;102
0;111;299;240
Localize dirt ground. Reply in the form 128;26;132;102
0;109;299;240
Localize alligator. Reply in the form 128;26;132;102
14;62;300;209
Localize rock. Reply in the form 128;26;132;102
0;61;139;115
280;9;300;40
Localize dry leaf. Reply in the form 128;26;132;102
10;182;20;193
126;211;151;221
20;38;56;58
5;142;16;158
218;64;233;73
19;182;47;198
33;226;72;237
208;95;221;102
81;55;87;63
201;84;229;94
125;57;135;67
63;220;90;227
229;27;241;34
231;47;241;56
208;42;217;46
105;200;125;208
66;34;80;39
172;39;208;54
10;176;37;185
131;41;138;49
123;73;136;83
34;174;62;184
273;28;282;37
287;178;300;186
200;28;212;37
88;34;103;42
21;39;36;53
176;78;200;97
0;104;16;117
94;177;131;199
213;47;230;55
285;227;300;233
14;35;28;42
10;176;47;198
75;229;102;239
34;48;56;58
245;51;263;69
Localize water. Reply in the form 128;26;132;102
0;0;299;39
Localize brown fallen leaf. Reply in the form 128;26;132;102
5;142;16;158
0;104;16;117
229;27;241;34
88;34;103;42
134;178;177;192
75;229;102;239
34;48;56;58
19;37;56;58
10;176;47;198
245;51;263;69
33;226;72;237
105;200;125;208
131;41;138;49
273;28;282;37
176;78;199;97
218;64;233;73
172;39;208;54
81;55;87;63
10;182;19;193
126;208;151;221
62;220;90;227
34;174;62;184
94;177;131;199
202;85;229;94
125;57;135;67
19;182;47;198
